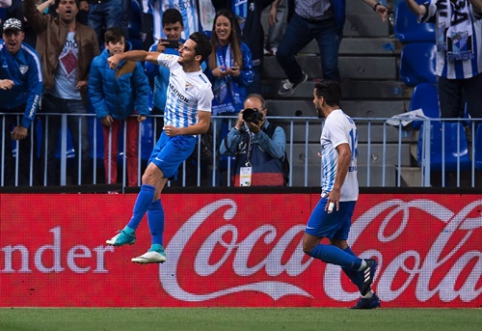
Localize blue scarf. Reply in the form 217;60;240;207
436;0;475;61
232;0;249;31
212;44;243;115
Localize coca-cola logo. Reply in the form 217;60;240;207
161;199;482;303
161;199;312;301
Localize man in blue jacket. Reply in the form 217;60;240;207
0;18;43;186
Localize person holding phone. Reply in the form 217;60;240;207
145;8;184;140
205;9;254;185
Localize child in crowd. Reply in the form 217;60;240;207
145;8;185;140
88;27;150;187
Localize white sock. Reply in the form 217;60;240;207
362;290;374;299
358;259;367;271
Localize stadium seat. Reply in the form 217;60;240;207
475;124;482;172
409;83;440;130
394;1;435;43
417;121;471;171
399;42;437;86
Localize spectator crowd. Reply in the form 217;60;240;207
0;0;390;188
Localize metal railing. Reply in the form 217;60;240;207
1;112;481;189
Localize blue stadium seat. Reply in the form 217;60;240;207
394;1;435;43
417;121;471;171
400;42;437;86
410;83;439;130
139;117;155;160
475;124;482;172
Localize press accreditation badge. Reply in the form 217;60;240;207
239;167;252;187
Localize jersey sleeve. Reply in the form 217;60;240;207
156;53;179;70
196;85;214;112
326;114;349;149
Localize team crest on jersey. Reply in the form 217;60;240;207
164;55;175;60
185;81;194;92
19;65;28;74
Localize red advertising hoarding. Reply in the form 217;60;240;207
0;193;481;307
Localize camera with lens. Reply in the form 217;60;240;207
242;108;264;124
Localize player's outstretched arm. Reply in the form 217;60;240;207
107;50;161;69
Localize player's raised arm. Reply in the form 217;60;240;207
107;50;161;69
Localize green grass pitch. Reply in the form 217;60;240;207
0;308;480;331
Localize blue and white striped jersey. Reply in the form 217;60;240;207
156;53;213;133
320;109;358;201
143;0;200;42
421;0;482;79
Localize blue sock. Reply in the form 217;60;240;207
147;199;164;246
126;184;156;230
341;246;364;292
308;244;362;270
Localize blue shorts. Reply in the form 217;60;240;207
148;132;196;179
305;198;356;240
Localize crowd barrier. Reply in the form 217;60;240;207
1;112;481;189
0;191;481;307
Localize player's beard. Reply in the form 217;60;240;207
316;106;324;119
179;56;193;69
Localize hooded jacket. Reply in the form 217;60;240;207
88;48;150;120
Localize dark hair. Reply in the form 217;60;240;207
314;80;342;107
209;9;242;70
55;0;81;8
245;94;266;109
189;32;212;63
162;8;184;27
104;27;125;44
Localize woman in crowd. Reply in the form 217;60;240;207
204;8;253;185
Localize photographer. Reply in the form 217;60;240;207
220;94;287;186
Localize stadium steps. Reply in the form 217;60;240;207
260;0;420;187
